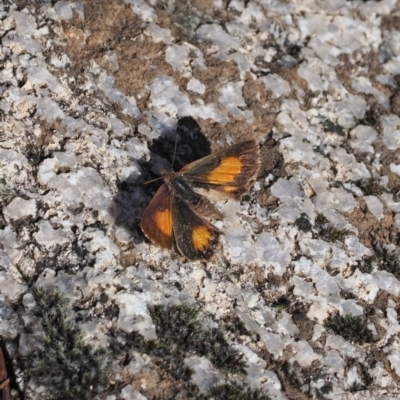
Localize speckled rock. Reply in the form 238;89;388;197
1;0;400;399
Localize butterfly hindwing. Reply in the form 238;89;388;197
141;184;173;249
172;195;221;260
180;140;260;199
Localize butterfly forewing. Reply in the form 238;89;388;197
180;140;260;199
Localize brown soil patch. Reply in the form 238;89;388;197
288;66;311;92
292;310;315;341
196;116;262;152
346;198;399;249
61;0;280;154
335;51;392;113
336;47;400;120
252;136;285;214
335;54;361;97
381;15;400;33
113;37;175;112
119;248;137;267
62;0;184;120
192;59;240;101
242;72;271;109
130;368;182;400
259;136;285;178
373;140;400;191
391;91;400;116
257;190;279;212
155;0;240;43
190;69;278;151
372;290;390;312
191;0;216;12
242;72;278;132
259;347;323;400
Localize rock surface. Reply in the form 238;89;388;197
1;0;400;399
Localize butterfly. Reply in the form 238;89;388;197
141;140;260;260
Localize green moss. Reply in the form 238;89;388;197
117;304;251;398
221;314;250;337
271;296;290;311
295;213;312;232
201;381;270;400
348;362;373;392
266;355;311;399
359;107;380;127
340;290;355;300
357;255;375;274
324;314;373;344
241;194;251;202
314;213;351;243
321;118;346;136
281;361;302;388
373;243;400;279
26;287;110;400
393;186;400;202
150;304;203;352
354;178;384;196
357;243;400;278
206;328;245;373
148;304;246;374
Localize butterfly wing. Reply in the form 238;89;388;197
180;140;260;199
171;175;222;219
172;195;221;260
141;184;173;249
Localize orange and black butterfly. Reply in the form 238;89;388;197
141;140;260;260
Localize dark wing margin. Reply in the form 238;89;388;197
141;184;173;249
180;140;260;199
172;196;221;260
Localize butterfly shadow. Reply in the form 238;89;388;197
110;116;212;245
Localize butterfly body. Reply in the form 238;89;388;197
141;140;260;260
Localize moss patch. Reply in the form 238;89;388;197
200;381;270;400
148;304;246;374
353;178;385;196
357;243;400;278
25;287;110;400
112;304;265;399
314;213;351;243
373;243;400;279
324;314;373;344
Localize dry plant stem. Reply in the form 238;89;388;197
0;338;11;400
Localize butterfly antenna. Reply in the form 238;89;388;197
142;176;164;185
171;129;179;171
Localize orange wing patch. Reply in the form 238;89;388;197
223;185;237;193
191;225;212;252
207;156;242;183
141;184;173;249
154;208;172;236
